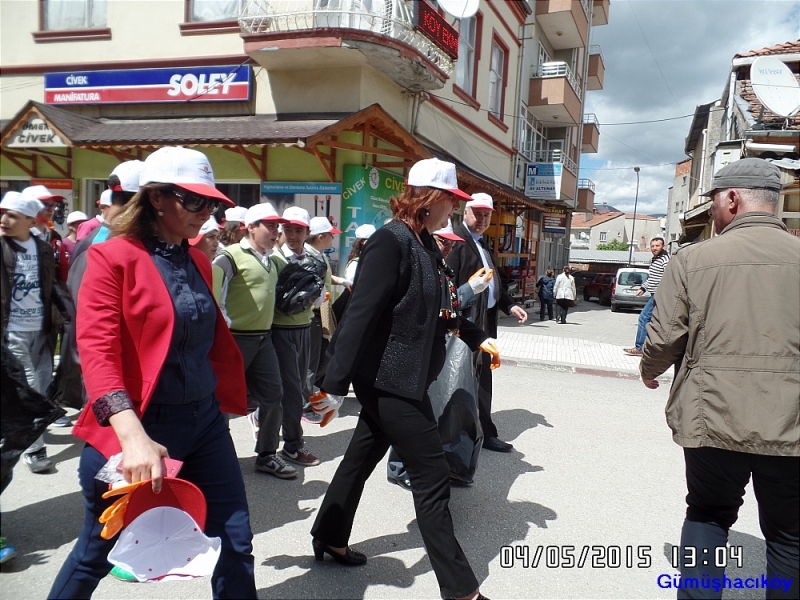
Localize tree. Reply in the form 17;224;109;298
596;239;628;251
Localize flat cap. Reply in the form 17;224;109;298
701;158;782;196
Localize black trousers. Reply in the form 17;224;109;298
556;298;571;322
311;380;479;599
476;351;498;440
678;447;799;599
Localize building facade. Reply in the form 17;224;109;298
1;0;610;301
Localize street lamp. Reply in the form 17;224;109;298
628;166;640;266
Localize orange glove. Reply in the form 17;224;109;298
99;480;147;539
309;391;344;427
479;339;501;370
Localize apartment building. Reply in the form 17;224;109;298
664;158;690;248
678;41;799;242
1;0;609;298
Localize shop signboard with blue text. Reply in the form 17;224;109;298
260;181;342;271
525;162;562;201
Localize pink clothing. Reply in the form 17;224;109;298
76;217;102;242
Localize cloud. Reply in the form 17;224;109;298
580;0;800;213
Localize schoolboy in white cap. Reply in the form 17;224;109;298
270;206;322;466
213;202;296;479
1;191;71;472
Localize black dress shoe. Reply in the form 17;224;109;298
312;538;367;566
483;437;513;452
387;475;412;491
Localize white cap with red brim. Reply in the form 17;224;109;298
245;202;286;227
189;216;221;246
407;158;472;201
139;146;234;208
309;216;342;236
21;185;64;203
465;192;494;211
108;507;221;582
282;206;311;228
432;219;464;241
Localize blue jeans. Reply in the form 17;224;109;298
635;295;655;350
48;395;256;599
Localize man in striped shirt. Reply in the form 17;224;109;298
624;237;669;357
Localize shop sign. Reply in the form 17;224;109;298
525;162;562;201
44;66;251;105
415;1;459;60
260;181;343;270
339;165;404;269
6;117;66;148
543;208;567;235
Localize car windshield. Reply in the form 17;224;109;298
619;272;648;286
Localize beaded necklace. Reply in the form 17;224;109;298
438;258;459;334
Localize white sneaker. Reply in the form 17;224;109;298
247;409;260;442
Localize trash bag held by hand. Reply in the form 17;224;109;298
275;254;326;315
427;335;483;483
1;344;66;492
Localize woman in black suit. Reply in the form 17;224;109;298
310;159;496;600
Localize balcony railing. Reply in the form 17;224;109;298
530;149;578;174
583;113;599;125
579;0;591;19
588;44;603;61
578;178;595;191
239;0;454;75
532;61;582;99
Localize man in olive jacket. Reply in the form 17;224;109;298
640;158;799;599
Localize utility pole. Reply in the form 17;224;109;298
628;166;640;266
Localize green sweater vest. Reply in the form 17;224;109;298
219;245;277;334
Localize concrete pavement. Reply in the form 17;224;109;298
1;302;766;599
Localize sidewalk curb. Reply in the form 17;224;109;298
501;356;674;384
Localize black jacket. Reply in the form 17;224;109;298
446;221;517;338
1;235;71;334
323;220;487;401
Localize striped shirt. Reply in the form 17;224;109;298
644;251;670;294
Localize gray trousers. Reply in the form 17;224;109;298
233;332;283;457
272;326;310;454
6;330;53;454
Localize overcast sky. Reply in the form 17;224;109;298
581;0;800;215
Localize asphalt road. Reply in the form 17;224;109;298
1;307;767;599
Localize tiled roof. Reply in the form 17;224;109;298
737;76;800;130
734;40;800;59
571;211;624;229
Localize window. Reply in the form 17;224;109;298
455;14;480;98
488;37;508;119
190;0;243;22
537;42;551;68
599;232;608;242
43;0;106;30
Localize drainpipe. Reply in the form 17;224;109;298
697;128;707;202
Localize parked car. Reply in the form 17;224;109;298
582;272;615;305
610;267;650;312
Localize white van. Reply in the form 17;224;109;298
610;267;650;312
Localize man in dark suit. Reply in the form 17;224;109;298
447;193;528;452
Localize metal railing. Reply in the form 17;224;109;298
239;0;454;75
530;149;578;174
532;61;582;99
578;178;595;191
580;0;591;19
588;44;604;61
583;113;599;126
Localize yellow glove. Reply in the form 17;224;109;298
479;339;501;370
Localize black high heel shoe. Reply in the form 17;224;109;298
312;538;367;566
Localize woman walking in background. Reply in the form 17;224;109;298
553;265;576;324
536;268;556;321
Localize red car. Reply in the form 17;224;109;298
582;272;615;305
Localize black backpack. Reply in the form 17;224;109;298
275;250;327;315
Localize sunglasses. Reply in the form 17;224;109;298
171;189;220;214
436;237;454;247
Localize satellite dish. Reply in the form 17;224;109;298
750;56;800;117
438;0;479;19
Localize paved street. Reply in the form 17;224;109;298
1;302;766;599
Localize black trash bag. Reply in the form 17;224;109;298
275;253;326;315
1;344;66;493
428;335;483;483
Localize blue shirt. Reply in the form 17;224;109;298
144;236;218;405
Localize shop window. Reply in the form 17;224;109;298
454;13;482;103
189;0;243;21
43;0;106;30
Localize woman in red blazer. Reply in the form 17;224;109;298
49;147;256;599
